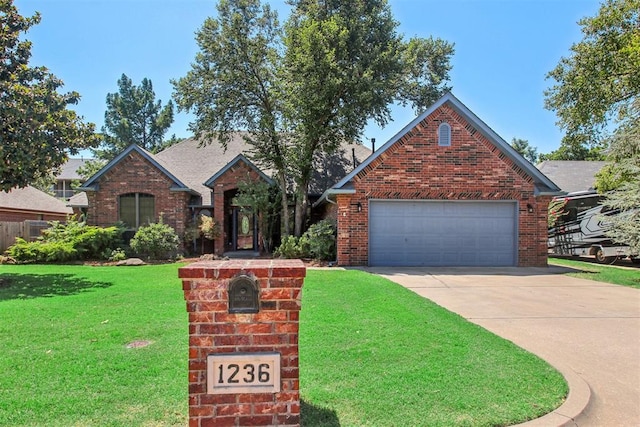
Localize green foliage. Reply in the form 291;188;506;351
275;219;336;260
94;73;174;161
130;220;180;260
173;0;454;236
107;247;127;262
300;218;336;261
0;1;99;191
75;158;107;181
274;235;305;259
510;138;538;164
5;218;122;263
548;198;568;228
544;0;640;158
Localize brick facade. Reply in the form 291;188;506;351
84;150;191;240
336;103;553;267
178;259;305;427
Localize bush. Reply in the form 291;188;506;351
5;218;123;263
274;219;336;261
274;235;305;259
129;220;180;260
303;219;336;261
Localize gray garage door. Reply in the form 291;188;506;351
369;200;517;267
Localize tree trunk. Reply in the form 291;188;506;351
294;182;309;237
278;170;290;237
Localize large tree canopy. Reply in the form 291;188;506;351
544;0;639;159
173;0;454;236
0;0;98;192
95;73;174;160
546;0;640;254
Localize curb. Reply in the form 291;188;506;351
513;361;591;427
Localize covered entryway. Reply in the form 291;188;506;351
369;200;517;266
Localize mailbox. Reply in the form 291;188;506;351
228;274;259;313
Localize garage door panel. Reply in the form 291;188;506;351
369;200;517;267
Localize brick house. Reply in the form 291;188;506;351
0;186;73;222
317;92;561;267
78;133;370;255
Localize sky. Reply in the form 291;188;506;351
14;0;602;158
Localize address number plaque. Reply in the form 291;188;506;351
207;352;281;394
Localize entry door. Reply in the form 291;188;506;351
232;208;257;251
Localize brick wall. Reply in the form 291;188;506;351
0;210;68;222
337;104;551;267
85;150;191;241
179;259;305;427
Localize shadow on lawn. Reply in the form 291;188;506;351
0;273;112;301
301;399;340;426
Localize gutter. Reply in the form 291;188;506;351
312;188;356;208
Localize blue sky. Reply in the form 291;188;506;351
15;0;601;157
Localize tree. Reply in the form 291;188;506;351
545;0;640;252
173;0;454;236
172;0;292;235
0;0;98;192
510;138;538;164
95;74;174;160
282;0;453;235
544;0;640;157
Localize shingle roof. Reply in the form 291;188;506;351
536;160;606;193
57;158;91;180
80;133;372;207
0;186;73;215
155;133;372;203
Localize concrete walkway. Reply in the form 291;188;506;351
362;266;640;427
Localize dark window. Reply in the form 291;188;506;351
119;193;155;229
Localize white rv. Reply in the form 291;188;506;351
548;191;638;264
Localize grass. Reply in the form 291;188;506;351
300;270;566;426
0;264;567;426
549;257;640;289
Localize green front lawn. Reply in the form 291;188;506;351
0;264;567;426
549;257;640;289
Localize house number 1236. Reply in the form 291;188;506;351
207;352;281;394
217;363;271;384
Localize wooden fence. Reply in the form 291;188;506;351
0;220;49;253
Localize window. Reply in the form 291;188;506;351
438;122;451;146
119;193;155;229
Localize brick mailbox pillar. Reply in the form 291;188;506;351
178;259;306;427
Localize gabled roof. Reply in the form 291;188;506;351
0;186;73;215
78;144;196;195
204;154;274;188
536;160;606;193
325;92;562;198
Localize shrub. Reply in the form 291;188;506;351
5;218;123;263
303;219;336;261
274;219;336;261
129;220;180;260
274;235;305;259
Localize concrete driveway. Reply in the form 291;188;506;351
362;266;640;427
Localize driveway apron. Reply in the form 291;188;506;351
363;266;640;427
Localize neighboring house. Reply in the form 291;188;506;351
0;186;73;222
53;158;90;200
536;160;606;193
77;133;370;255
317;92;562;267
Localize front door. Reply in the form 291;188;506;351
230;207;258;251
